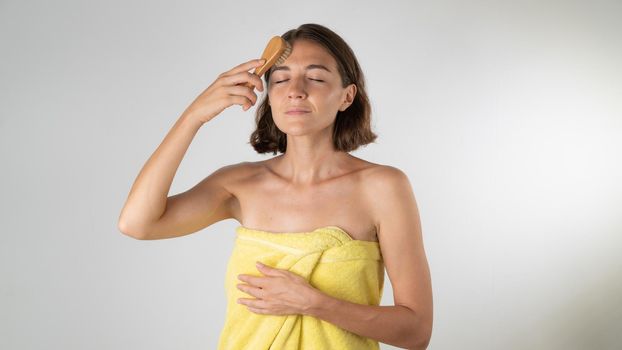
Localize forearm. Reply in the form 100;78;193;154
306;290;429;350
118;112;203;235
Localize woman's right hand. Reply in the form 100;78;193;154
183;58;267;125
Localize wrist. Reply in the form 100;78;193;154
304;288;339;318
179;110;207;129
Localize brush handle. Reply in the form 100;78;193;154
242;64;268;89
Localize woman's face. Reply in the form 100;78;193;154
267;39;356;136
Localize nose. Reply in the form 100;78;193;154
287;77;307;99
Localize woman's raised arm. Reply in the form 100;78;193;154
117;58;265;239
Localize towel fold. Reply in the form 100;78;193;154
217;225;385;349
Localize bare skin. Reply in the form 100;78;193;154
224;155;381;242
118;38;432;349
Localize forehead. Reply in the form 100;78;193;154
272;39;338;72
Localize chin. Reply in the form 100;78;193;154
276;125;313;136
273;115;335;135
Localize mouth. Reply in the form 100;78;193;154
285;108;311;115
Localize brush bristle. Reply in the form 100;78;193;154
274;41;292;66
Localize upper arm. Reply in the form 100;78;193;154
138;163;242;240
368;166;433;340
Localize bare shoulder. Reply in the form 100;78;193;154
344;157;413;206
196;160;268;224
359;162;412;191
207;160;267;189
358;163;416;231
210;159;274;200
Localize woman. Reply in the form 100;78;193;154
118;23;433;350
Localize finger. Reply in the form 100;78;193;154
247;307;261;314
237;297;254;305
223;72;264;93
246;306;267;314
245;76;264;92
244;298;269;310
227;95;253;111
238;283;266;298
241;274;268;288
223;58;266;77
225;85;258;105
256;263;281;276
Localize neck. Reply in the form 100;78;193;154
274;132;349;186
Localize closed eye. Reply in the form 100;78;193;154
273;78;324;84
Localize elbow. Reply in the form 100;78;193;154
410;340;430;350
407;312;433;350
118;219;147;240
409;335;431;350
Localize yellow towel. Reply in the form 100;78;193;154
217;225;385;349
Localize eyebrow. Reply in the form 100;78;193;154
271;64;332;73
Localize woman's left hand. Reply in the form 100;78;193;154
236;262;320;316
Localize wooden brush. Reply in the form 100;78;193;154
243;36;292;89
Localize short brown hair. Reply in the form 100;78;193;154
249;23;377;155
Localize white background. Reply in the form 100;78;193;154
1;0;620;349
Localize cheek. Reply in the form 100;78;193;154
267;85;281;99
323;90;344;106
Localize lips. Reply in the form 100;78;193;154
286;108;311;114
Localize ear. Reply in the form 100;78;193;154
339;83;357;112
